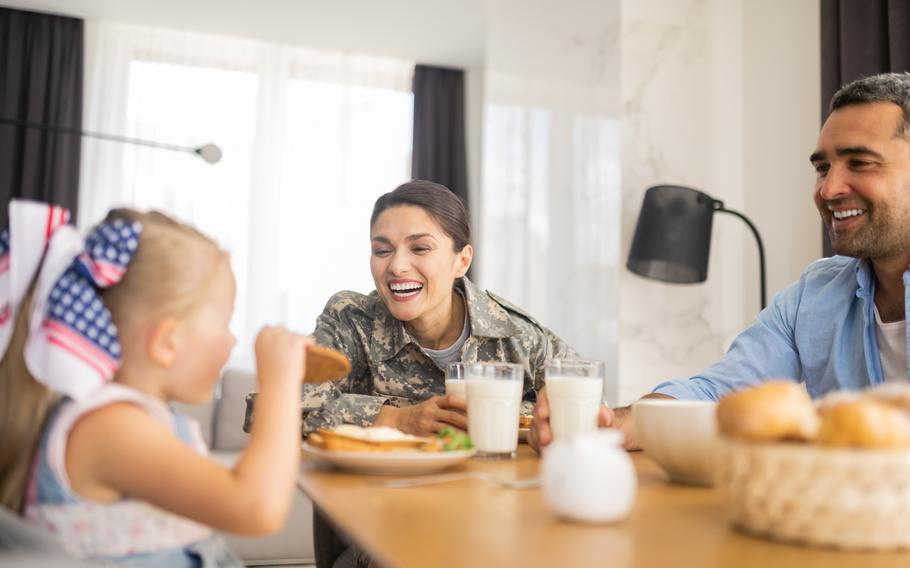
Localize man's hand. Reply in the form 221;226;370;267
529;388;673;452
374;395;468;436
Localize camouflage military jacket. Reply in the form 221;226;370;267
300;277;577;434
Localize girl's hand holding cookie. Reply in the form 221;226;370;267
254;327;312;388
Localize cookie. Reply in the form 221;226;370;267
304;344;352;383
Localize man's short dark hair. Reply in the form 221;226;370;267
830;72;910;138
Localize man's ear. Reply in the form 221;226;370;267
147;318;180;368
457;244;474;277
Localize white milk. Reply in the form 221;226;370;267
547;376;604;441
445;379;467;400
466;378;522;455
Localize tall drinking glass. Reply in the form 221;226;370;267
546;359;605;442
444;362;466;401
465;362;523;459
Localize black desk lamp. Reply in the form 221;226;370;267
627;184;767;310
0;117;222;164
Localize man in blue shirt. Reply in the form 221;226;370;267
531;72;910;450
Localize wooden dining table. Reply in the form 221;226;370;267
298;445;910;568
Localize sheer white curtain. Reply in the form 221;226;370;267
79;22;413;369
479;0;621;401
480;76;621;384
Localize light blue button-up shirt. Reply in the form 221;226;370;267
653;255;910;400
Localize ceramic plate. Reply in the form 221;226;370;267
302;443;475;475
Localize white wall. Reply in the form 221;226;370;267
617;0;821;404
742;0;821;318
3;0;485;68
476;0;622;401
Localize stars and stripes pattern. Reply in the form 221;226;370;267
0;227;10;259
0;228;10;327
43;219;142;387
0;200;143;399
0;202;71;345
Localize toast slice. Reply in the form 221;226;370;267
304;344;352;383
308;426;428;452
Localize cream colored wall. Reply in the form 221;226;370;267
617;0;821;404
741;0;821;320
475;0;622;400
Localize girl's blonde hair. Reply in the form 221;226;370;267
0;209;226;513
99;209;229;326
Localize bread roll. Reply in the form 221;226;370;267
862;383;910;416
716;381;818;442
816;398;910;449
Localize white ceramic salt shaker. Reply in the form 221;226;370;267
541;429;636;523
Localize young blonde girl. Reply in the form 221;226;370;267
0;203;308;566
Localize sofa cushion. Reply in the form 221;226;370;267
209;451;315;564
213;369;255;452
171;396;216;448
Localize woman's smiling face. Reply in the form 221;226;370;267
370;205;472;325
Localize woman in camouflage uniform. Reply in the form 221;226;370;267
301;180;577;437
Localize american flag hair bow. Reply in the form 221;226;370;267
0;200;70;357
24;215;142;399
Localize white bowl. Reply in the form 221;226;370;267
632;399;718;486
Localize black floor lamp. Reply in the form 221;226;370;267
627;184;767;311
0;117;222;164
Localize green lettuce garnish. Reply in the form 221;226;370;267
436;426;474;451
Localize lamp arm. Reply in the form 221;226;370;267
715;206;767;310
0;117;216;162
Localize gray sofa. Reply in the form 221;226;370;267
175;369;315;566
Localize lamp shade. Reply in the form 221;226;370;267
627;185;719;284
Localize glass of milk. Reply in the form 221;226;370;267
545;360;605;442
444;362;466;402
465;362;524;459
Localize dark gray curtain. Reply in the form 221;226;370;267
820;0;910;256
411;64;468;207
0;8;83;227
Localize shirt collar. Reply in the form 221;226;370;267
368;277;520;362
368;295;413;362
853;257;910;296
461;277;521;339
855;258;874;297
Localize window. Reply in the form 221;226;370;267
276;79;413;330
80;23;414;368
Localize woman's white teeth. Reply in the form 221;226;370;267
390;282;423;297
394;289;420;297
832;209;865;220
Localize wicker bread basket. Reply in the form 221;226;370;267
716;438;910;551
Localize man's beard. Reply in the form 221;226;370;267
827;202;910;259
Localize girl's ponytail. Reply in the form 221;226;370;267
0;286;58;513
